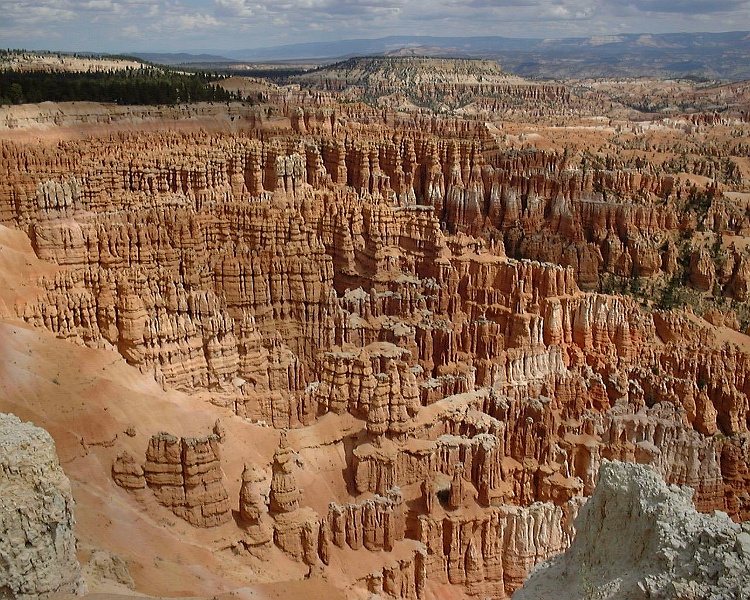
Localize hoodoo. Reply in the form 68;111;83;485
1;48;750;599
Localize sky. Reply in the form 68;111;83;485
3;0;750;54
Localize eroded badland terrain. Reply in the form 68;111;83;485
3;55;750;600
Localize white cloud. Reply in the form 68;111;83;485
5;1;77;24
214;0;262;17
161;11;221;30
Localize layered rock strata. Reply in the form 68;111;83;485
418;499;583;598
138;432;231;527
3;99;750;599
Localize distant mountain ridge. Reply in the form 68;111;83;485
223;35;543;61
130;52;234;65
134;31;750;80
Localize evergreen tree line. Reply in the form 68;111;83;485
0;68;240;105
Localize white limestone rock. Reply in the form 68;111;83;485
514;460;750;600
0;413;87;599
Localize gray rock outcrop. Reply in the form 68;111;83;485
0;413;86;599
515;460;750;600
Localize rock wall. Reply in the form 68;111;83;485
120;431;233;528
418;499;583;598
0;413;87;599
367;544;427;600
326;487;406;552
